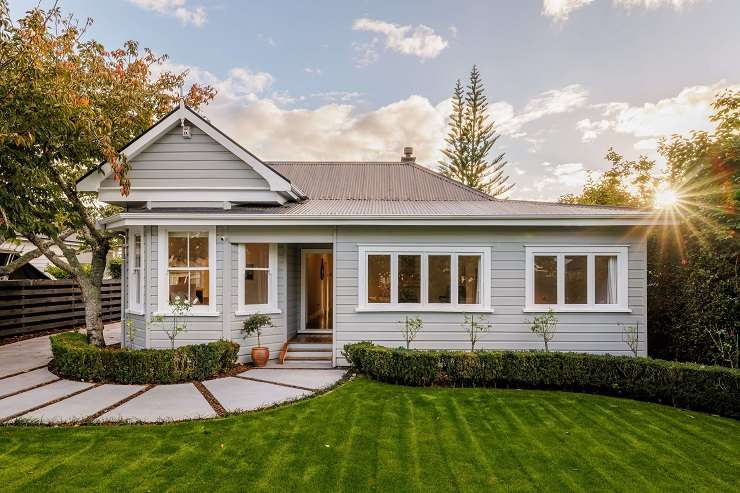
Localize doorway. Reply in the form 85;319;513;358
301;249;333;331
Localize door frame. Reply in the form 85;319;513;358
300;248;333;332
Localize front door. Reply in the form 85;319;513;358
302;250;333;331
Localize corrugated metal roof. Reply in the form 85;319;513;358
267;162;494;201
133;200;647;217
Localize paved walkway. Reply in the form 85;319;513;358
0;324;346;424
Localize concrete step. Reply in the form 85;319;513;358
286;351;332;359
288;343;332;351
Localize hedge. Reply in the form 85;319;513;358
51;332;239;384
344;342;740;418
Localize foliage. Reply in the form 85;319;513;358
125;319;136;347
50;332;238;384
242;313;273;347
46;263;91;280
621;322;640;357
527;309;558;352
344;342;740;418
107;257;122;279
559;148;656;207
149;296;193;349
439;66;513;197
0;2;214;345
462;313;490;352
399;315;423;349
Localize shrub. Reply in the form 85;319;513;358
51;332;239;384
46;263;91;279
343;342;740;418
107;257;122;279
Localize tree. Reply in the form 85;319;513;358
0;2;215;346
439;66;513;197
559;148;655;207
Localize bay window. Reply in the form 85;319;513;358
359;245;491;311
237;243;279;314
525;246;629;312
128;228;144;314
157;227;216;314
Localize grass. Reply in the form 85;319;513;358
0;377;738;492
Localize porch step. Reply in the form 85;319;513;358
285;351;332;359
287;343;332;351
285;355;332;361
281;337;333;363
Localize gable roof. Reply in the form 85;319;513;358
267;162;493;201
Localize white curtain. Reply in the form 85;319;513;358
607;256;618;304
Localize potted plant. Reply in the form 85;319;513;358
242;313;273;367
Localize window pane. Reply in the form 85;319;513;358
428;255;451;303
245;269;268;305
245;244;269;269
458;255;480;304
565;255;587;304
134;235;142;266
168;270;189;303
595;255;618;304
189;232;209;267
189;270;209;305
398;255;421;303
133;270;141;305
367;255;391;303
534;255;557;304
168;234;188;267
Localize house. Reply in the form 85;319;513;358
0;235;94;280
77;103;653;366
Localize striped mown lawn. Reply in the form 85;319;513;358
0;377;738;492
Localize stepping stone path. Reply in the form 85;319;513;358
0;324;348;424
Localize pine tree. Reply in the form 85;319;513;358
439;65;513;197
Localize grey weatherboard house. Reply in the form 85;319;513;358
78;103;653;366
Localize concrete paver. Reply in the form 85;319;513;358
244;369;347;390
0;367;58;398
0;380;93;420
203;377;312;413
17;384;144;424
95;383;216;423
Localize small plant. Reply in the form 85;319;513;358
621;322;640;357
107;256;123;279
242;313;273;347
399;315;423;349
125;319;136;347
528;309;558;352
706;326;739;369
149;296;193;349
463;314;490;352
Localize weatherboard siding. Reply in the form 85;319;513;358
333;226;647;366
100;125;270;191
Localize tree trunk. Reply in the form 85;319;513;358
80;245;110;347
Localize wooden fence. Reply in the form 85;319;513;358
0;279;121;338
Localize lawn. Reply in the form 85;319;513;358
0;377;738;493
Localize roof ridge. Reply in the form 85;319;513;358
407;162;496;201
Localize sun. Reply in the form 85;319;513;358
654;185;679;209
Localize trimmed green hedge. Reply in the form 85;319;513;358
51;332;239;384
344;342;740;418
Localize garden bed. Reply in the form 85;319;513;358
50;332;239;384
344;342;740;418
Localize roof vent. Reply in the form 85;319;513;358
401;146;415;163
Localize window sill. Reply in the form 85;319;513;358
522;306;632;313
235;308;282;316
125;309;145;316
356;305;494;314
153;311;221;318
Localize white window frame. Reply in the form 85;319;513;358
237;243;280;316
157;226;218;316
127;227;144;315
357;245;492;312
524;245;630;313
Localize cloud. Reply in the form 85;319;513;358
542;0;705;21
153;62;275;102
257;33;276;47
576;118;612;142
493;84;588;137
127;0;206;27
352;18;448;64
310;91;365;103
304;67;323;76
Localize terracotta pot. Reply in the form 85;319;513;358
251;346;270;367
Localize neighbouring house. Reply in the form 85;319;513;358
77;103;653;366
0;235;93;280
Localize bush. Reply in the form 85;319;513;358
51;332;239;384
107;257;122;279
46;263;91;279
344;342;740;418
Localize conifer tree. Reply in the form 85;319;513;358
439;66;513;197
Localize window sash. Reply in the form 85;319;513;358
360;247;489;310
525;246;628;311
128;229;144;313
238;243;278;313
158;227;216;314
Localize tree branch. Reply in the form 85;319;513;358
0;229;74;276
25;232;80;278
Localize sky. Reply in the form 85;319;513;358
10;0;740;200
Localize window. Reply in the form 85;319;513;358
237;243;278;314
128;228;144;313
525;246;629;312
359;245;491;311
158;227;216;314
